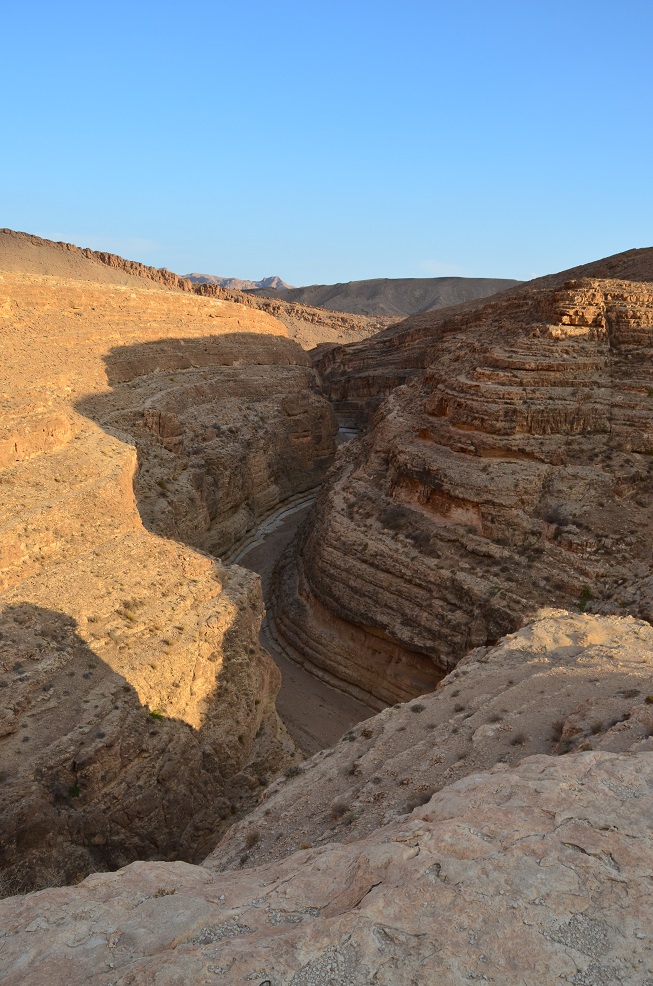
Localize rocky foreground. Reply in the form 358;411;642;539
1;613;653;984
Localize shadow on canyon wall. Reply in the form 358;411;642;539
76;332;336;561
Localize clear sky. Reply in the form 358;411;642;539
3;1;652;285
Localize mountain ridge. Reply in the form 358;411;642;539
184;273;293;291
248;274;523;317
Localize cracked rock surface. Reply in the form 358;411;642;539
1;750;652;984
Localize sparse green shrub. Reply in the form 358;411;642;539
411;703;426;713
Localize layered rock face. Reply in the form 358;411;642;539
273;277;653;706
0;270;346;890
2;613;653;984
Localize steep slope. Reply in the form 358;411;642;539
210;610;653;869
2;612;653;984
0;229;210;293
0;269;348;891
273;274;653;706
0;230;387;349
249;274;522;317
532;245;653;288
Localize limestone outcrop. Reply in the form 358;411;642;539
79;338;337;563
273;276;653;706
1;748;652;983
0;268;348;890
209;610;653;870
2;613;653;982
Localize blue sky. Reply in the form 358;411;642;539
3;1;652;284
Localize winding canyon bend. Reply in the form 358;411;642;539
274;259;653;708
2;233;653;983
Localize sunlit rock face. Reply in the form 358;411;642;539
0;270;344;889
272;278;653;706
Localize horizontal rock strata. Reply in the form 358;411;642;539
79;337;337;562
0;229;389;349
274;278;653;705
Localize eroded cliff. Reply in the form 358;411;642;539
0;229;389;349
0;268;344;890
273;276;653;705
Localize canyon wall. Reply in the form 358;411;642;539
272;277;653;706
0;269;341;890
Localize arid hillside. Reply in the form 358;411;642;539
249;274;522;317
531;245;653;288
0;228;214;292
0;230;388;349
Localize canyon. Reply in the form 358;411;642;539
274;267;653;707
1;233;653;983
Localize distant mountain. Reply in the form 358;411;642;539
184;273;293;291
247;276;522;318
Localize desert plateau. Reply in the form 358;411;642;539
0;223;652;985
